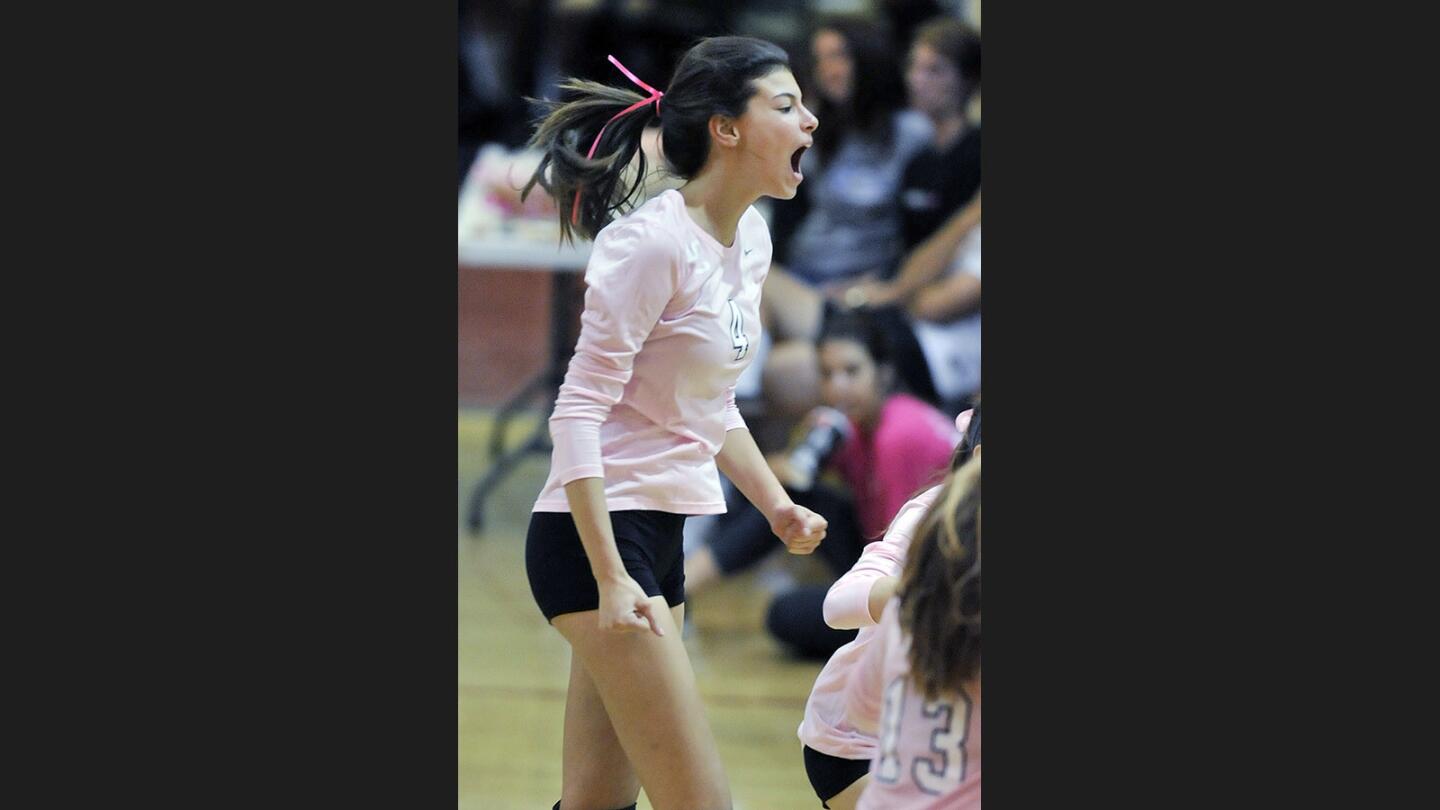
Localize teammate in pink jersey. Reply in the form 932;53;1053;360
846;455;981;809
798;405;978;808
517;37;826;810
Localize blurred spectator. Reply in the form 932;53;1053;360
877;0;946;58
767;15;931;291
834;17;981;410
910;219;981;413
687;308;960;659
756;15;934;441
844;192;982;413
459;0;549;188
895;16;981;251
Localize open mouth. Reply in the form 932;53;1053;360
790;146;808;177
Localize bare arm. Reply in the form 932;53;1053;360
563;477;664;635
908;270;981;323
888;191;981;302
716;428;827;554
841;191;981;309
867;576;900;623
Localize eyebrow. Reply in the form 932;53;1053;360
772;92;800;102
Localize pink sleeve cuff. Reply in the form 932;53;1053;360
549;418;604;487
825;575;882;630
551;464;605;487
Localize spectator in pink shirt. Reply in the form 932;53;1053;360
516;37;827;810
686;310;960;660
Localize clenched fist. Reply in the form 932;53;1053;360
769;502;828;555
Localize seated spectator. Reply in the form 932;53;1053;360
762;17;981;423
685;309;961;659
895;16;981;255
846;196;982;413
756;15;933;432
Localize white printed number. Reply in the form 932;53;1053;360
726;299;749;361
875;677;907;783
913;693;972;795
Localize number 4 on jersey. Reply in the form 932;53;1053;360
726;298;749;361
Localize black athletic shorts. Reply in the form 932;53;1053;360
803;744;871;807
525;510;687;621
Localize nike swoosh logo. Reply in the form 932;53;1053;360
744;248;754;256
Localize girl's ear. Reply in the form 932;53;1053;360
709;114;741;149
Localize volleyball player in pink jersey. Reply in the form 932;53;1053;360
517;37;826;810
845;456;981;809
798;406;978;808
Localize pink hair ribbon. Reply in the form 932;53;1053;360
571;55;665;225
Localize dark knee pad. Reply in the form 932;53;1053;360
551;803;637;810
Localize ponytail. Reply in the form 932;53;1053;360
522;57;664;245
522;39;792;245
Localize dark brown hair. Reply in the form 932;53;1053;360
523;36;791;244
808;15;905;167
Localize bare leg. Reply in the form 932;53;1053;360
559;655;644;810
552;599;730;810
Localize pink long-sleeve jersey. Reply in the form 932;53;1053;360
845;597;981;809
798;485;942;759
532;189;768;514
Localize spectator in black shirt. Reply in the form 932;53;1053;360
828;18;981;415
896;17;981;256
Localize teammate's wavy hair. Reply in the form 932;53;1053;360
523;36;791;245
899;454;981;699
